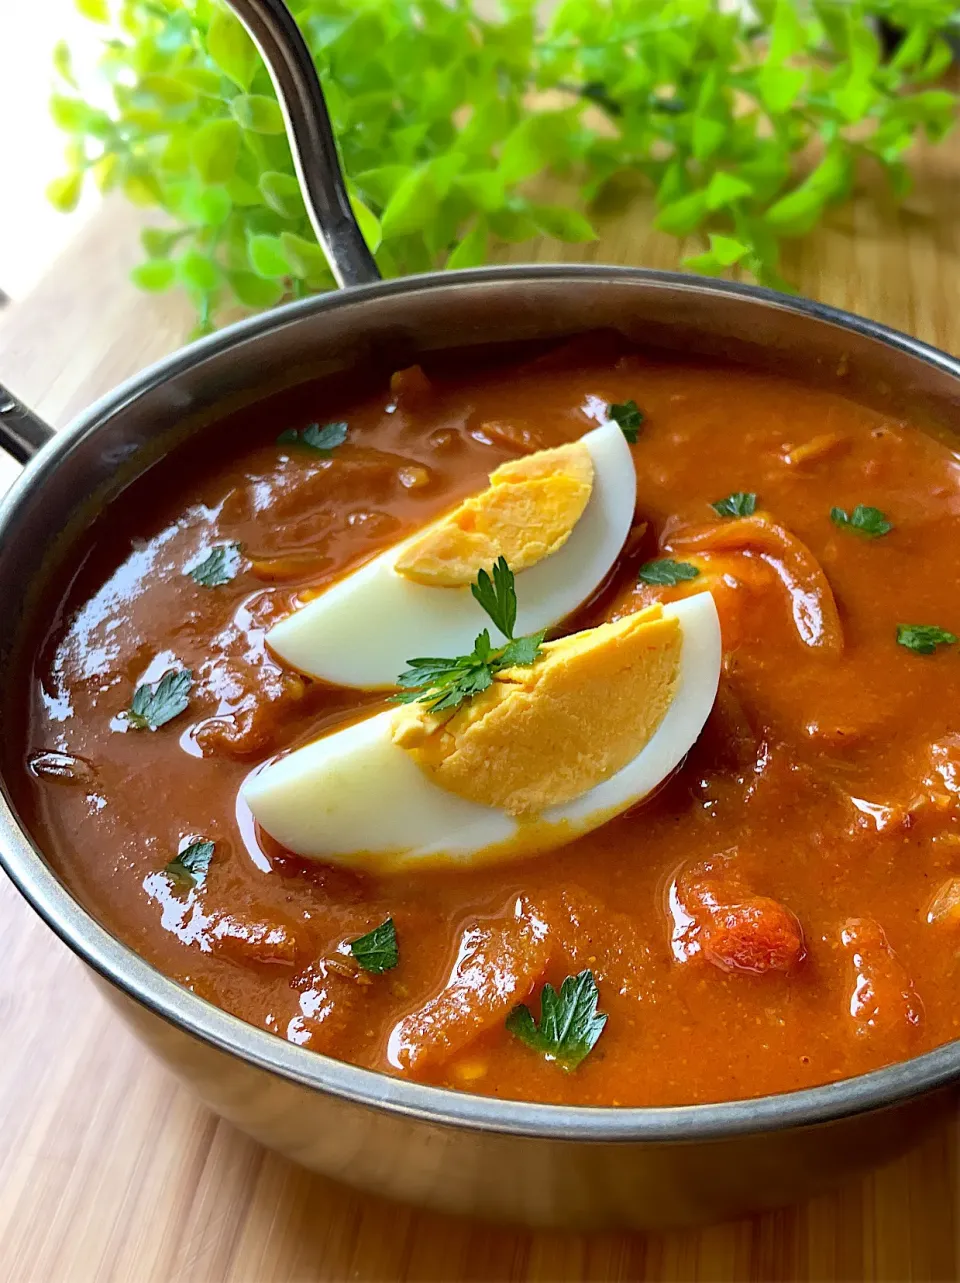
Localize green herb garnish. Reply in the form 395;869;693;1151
711;491;757;518
506;970;607;1070
395;638;499;712
608;400;644;444
830;505;893;538
395;558;545;713
165;838;214;888
126;668;193;731
395;628;547;714
277;421;348;455
349;918;399;973
638;559;700;587
186;542;242;587
896;624;957;655
496;633;544;667
471;556;518;640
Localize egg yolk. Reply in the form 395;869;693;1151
391;604;682;816
394;441;594;587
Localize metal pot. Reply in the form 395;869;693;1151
0;0;958;1230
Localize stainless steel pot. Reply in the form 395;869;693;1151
0;0;958;1230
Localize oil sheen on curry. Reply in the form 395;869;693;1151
19;336;960;1107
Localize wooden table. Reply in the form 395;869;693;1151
1;124;959;1281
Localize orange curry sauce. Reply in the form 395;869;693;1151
17;336;960;1106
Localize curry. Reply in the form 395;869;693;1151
16;335;960;1106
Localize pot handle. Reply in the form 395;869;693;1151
0;384;55;465
224;0;382;289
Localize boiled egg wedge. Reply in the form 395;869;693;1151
266;420;635;689
244;593;721;871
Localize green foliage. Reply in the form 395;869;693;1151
276;420;348;453
607;399;644;442
830;503;893;537
506;970;607;1070
471;556;519;641
205;6;258;89
896;623;957;654
637;559;701;586
394;625;546;712
349;918;399;973
711;491;758;518
126;667;194;730
186;542;243;586
165;838;215;888
708;487;754;518
395;559;545;713
50;0;958;326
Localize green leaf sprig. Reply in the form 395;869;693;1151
277;421;348;454
896;624;957;654
395;557;545;713
607;400;644;443
47;1;958;330
711;491;757;518
126;668;194;731
349;918;399;973
166;838;214;888
506;970;607;1070
638;559;700;586
830;504;893;537
470;556;518;639
187;542;242;586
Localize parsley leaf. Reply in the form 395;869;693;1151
471;556;517;639
608;400;644;444
395;562;545;712
395;627;547;714
350;918;398;973
711;491;757;518
186;542;242;587
506;970;607;1070
126;668;193;731
277;421;348;455
394;659;494;713
896;624;957;655
638;559;700;587
499;631;547;667
830;505;893;538
165;838;214;888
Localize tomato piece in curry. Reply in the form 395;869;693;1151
16;338;960;1106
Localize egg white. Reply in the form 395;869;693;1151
243;593;721;871
265;420;636;689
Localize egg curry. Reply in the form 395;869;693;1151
16;335;960;1106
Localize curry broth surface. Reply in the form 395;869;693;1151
18;338;960;1106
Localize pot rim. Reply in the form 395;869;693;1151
2;262;959;1144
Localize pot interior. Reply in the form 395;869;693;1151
1;267;959;1137
5;269;959;757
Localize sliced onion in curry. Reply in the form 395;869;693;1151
665;513;844;654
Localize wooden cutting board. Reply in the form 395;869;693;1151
1;120;958;1282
